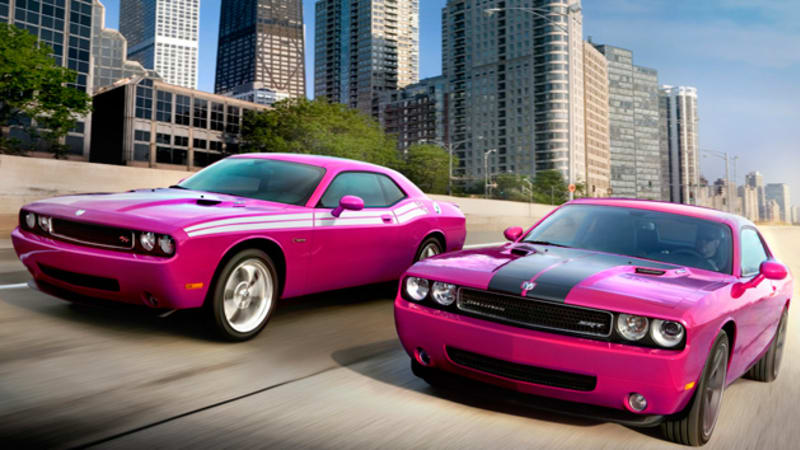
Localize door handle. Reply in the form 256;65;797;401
381;214;394;223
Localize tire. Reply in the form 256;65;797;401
207;249;279;341
745;308;788;382
414;236;443;262
661;331;729;446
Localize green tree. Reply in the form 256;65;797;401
494;173;532;202
402;143;451;194
532;170;568;204
241;97;401;169
0;23;92;156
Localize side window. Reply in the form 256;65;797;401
319;172;404;208
740;228;769;276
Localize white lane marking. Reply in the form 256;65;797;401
463;242;506;249
0;283;30;291
184;213;314;233
187;220;314;237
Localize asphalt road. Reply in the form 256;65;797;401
0;227;798;449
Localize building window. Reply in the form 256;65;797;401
134;130;151;142
193;98;208;128
156;133;171;145
135;80;153;119
175;95;191;125
174;136;188;147
193;151;223;168
193;138;207;150
226;106;240;133
134;144;150;161
156;91;173;123
210;102;225;131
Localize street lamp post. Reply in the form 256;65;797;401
486;4;581;201
700;149;733;213
484;148;497;198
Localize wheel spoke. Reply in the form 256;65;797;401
221;258;274;334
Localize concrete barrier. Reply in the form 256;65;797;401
0;155;554;237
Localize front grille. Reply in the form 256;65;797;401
39;264;120;292
51;218;135;250
446;347;597;391
456;288;613;338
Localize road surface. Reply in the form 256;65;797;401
0;227;798;448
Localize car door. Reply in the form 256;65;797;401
733;227;781;371
309;171;405;292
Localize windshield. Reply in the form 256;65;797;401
178;158;325;206
523;204;733;274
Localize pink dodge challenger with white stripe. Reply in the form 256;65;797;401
395;199;791;446
12;154;465;340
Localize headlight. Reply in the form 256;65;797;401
617;314;649;341
650;319;685;348
140;232;156;251
431;282;457;306
25;212;36;229
158;235;175;255
405;277;429;302
38;215;52;233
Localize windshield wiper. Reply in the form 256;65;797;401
168;185;189;189
523;240;571;248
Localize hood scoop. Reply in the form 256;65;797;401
634;267;667;276
196;199;223;206
510;244;538;257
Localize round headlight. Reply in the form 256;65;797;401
38;215;52;233
617;314;649;341
158;235;175;255
140;232;156;251
405;277;429;302
431;282;457;306
25;212;37;229
650;319;685;348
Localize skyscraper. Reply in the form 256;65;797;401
660;86;699;204
1;0;94;157
745;171;766;221
215;0;306;104
765;183;791;223
119;0;199;89
92;0;159;93
583;41;610;197
314;0;420;117
379;76;448;151
442;0;585;186
593;44;662;199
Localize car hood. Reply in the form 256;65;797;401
23;188;306;235
410;243;733;315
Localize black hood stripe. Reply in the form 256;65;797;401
488;247;677;303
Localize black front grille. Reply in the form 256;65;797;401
51;218;134;250
447;347;597;391
38;264;120;292
457;288;613;337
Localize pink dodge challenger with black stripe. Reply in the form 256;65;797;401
395;199;791;446
12;154;465;340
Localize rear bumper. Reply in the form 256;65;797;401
11;228;208;309
395;297;701;416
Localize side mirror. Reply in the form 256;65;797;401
760;260;788;281
331;195;364;218
504;226;524;242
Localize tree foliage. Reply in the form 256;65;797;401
490;169;572;204
241;97;402;169
0;23;92;156
401;143;451;194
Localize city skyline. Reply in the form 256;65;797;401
96;0;799;203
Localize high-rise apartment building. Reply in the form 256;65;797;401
92;0;158;93
582;41;610;197
1;0;94;157
745;171;767;221
315;0;419;117
659;86;699;204
379;76;448;151
442;0;585;186
765;183;791;223
215;0;305;104
120;0;199;89
593;44;661;199
738;185;759;222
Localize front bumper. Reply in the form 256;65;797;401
395;297;701;416
11;227;209;309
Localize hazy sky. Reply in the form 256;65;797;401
100;0;799;205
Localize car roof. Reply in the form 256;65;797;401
229;153;392;173
569;198;754;229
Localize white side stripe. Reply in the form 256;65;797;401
314;210;392;219
186;220;313;237
184;213;313;233
315;217;386;227
394;203;418;215
397;208;427;224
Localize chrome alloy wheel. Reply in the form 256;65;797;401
222;258;273;334
420;243;440;260
702;341;728;439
